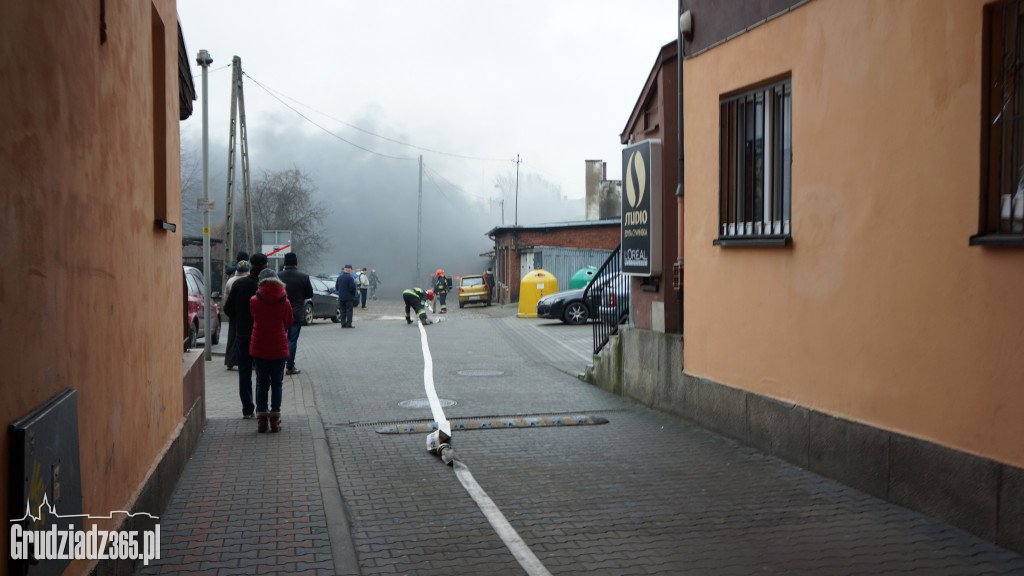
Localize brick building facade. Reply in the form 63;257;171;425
487;220;620;303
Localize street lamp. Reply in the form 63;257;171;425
197;49;213;360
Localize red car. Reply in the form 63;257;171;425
184;266;221;349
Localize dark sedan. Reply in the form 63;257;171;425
305;277;341;324
536;288;591;325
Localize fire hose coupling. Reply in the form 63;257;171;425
426;429;457;465
439;444;457;466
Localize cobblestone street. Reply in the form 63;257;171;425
142;301;1024;575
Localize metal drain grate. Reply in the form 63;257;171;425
398;398;457;409
457;369;505;377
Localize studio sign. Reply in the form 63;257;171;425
624;150;648;227
621;139;662;277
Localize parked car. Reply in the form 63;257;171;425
458;274;491;308
536;288;590;324
589;271;630;326
183;265;221;349
305;277;342;324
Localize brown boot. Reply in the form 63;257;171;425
257;412;269;433
269;412;281;433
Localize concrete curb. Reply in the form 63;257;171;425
302;373;361;575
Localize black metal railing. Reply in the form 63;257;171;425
584;243;629;355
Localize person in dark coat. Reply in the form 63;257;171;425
222;251;250;370
223;252;268;418
334;265;357;328
277;252;313;375
249;268;293;433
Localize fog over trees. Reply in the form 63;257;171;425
181;116;583;295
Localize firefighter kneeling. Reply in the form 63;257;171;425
403;288;434;325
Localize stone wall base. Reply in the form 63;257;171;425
583;326;1024;555
90;353;207;576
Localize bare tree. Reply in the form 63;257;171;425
180;143;204;236
248;168;330;267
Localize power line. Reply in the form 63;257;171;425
243;73;417;162
423;164;466;199
518;158;571;194
421;169;456;206
190;63;231;82
244;72;512;163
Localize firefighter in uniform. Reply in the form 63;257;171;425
403;288;434;325
433;269;452;313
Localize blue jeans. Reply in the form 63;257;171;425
286;323;301;369
236;337;255;416
254;357;286;413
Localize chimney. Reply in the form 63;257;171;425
585;160;605;221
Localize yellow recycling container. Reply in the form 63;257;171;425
517;269;558;318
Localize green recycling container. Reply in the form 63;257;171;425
569;266;597;290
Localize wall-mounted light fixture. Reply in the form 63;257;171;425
679;10;694;41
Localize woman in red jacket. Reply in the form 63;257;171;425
249;268;293;433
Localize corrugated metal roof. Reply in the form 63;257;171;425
485;219;620;238
178;20;196;121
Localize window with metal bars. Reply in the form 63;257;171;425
715;78;792;247
975;0;1024;246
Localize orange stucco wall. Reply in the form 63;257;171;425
1;1;185;572
683;0;1024;468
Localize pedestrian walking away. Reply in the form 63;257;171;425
222;252;268;418
335;265;357;328
403;287;434;325
222;251;249;370
278;252;313;375
368;268;381;300
358;267;370;309
249;268;293;433
433;269;452;313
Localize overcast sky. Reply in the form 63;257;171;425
177;1;678;279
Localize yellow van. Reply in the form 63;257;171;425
458;275;491;308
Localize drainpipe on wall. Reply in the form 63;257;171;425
674;2;688;336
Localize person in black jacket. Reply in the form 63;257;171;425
223;252;268;418
335;265;358;328
278;252;313;375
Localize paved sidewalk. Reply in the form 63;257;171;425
137;353;357;576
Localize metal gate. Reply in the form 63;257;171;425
518;246;614;292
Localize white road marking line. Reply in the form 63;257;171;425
416;322;552;576
453;461;553;576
